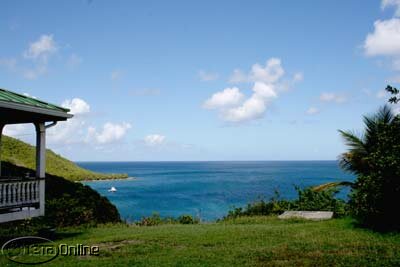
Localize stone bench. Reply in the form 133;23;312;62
278;211;333;220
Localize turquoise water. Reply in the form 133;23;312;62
79;161;355;222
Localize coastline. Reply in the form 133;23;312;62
81;176;136;182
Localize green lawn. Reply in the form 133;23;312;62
1;217;399;266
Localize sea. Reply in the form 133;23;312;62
79;161;355;222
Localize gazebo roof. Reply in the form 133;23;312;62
0;88;73;124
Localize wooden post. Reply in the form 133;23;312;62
0;124;4;177
35;122;46;216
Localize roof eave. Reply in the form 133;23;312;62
0;101;73;120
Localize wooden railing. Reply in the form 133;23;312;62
0;178;41;210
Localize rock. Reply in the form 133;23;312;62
278;211;333;220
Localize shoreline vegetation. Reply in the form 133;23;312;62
1;135;128;181
81;176;136;182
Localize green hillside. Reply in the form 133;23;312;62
0;135;127;181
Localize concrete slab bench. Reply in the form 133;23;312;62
278;211;333;220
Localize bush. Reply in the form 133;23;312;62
178;215;199;224
0;162;121;231
296;187;347;217
339;104;400;231
136;213;199;226
348;119;400;230
223;187;348;220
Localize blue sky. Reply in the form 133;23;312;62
1;0;400;161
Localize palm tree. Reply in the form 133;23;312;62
312;105;398;192
338;105;396;176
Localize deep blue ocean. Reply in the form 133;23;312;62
78;161;355;222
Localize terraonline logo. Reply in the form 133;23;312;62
1;236;99;265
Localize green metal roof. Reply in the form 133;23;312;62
0;88;70;113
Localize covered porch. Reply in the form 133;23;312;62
0;88;72;223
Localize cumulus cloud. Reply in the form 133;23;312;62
198;70;219;81
382;0;400;17
319;92;347;103
22;34;58;79
364;19;400;56
23;34;57;60
221;82;277;122
205;58;297;123
3;124;30;137
228;58;285;84
87;122;132;144
61;98;90;115
306;107;320;115
250;58;285;83
47;98;91;144
222;94;268;122
3;97;132;149
203;87;244;109
144;134;166;146
363;1;400;76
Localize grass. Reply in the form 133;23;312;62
1;217;399;266
1;135;127;181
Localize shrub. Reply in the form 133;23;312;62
178;215;199;224
136;213;199;226
339;104;400;231
223;187;348;220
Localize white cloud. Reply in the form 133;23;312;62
306;107;320;115
23;34;57;60
203;87;244;109
21;34;58;79
252;82;277;99
221;82;277;122
144;134;166;146
222;94;267;122
46;98;91;145
204;58;295;123
228;58;285;84
250;58;284;84
198;70;219;81
319;92;347;103
364;19;400;56
3;124;29;137
61;98;90;115
87;122;132;144
382;0;400;17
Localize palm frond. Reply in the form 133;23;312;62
312;181;354;192
338;130;366;152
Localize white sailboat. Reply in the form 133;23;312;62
108;186;117;192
